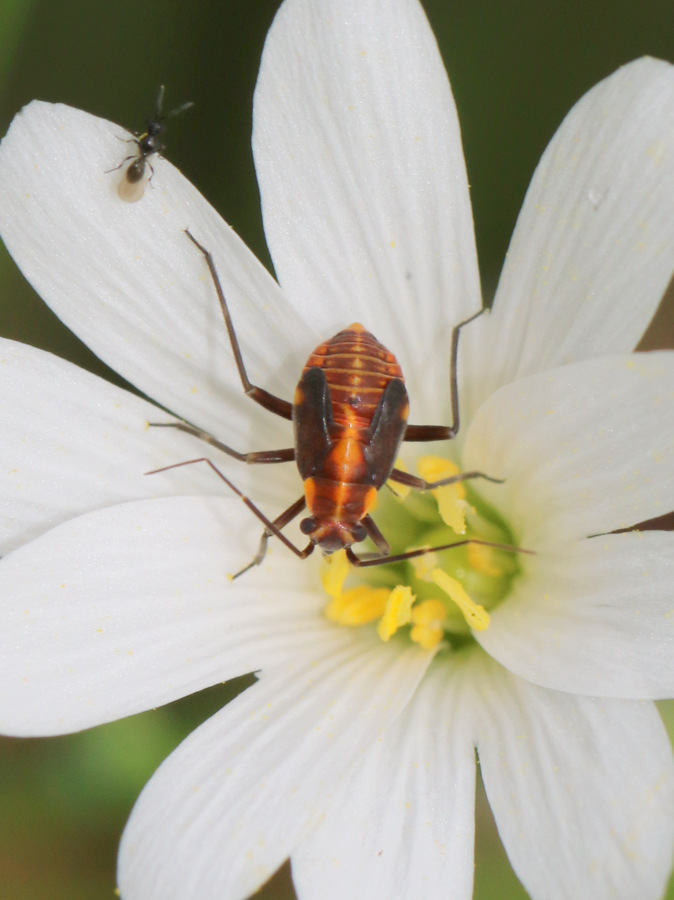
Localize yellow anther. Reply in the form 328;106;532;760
386;457;410;500
409;549;437;582
410;599;447;650
377;585;415;642
325;586;390;626
320;549;350;600
411;598;447;626
418;456;467;535
467;543;504;577
432;568;490;631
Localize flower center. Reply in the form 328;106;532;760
321;455;519;651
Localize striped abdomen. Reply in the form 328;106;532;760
302;322;404;429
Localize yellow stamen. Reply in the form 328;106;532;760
386;457;410;500
325;586;390;626
320;549;350;600
418;456;467;535
432;568;490;631
467;542;504;577
409;549;437;582
410;599;447;650
377;585;415;642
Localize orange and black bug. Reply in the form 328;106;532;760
150;231;525;575
107;85;193;200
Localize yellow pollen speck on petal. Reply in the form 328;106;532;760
467;543;504;577
387;457;410;500
418;456;467;534
432;568;490;631
325;586;390;626
377;585;415;642
647;139;665;164
320;550;350;600
410;600;446;650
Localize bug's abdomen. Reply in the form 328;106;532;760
294;323;409;528
302;322;404;428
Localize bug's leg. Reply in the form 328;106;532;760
347;538;533;569
403;308;484;443
234;495;308;579
145;457;313;568
149;421;295;464
185;229;293;420
359;515;390;557
388;467;503;490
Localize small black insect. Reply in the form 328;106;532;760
108;85;193;201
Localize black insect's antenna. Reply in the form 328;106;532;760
144;85;194;137
146;84;166;127
162;85;194;123
152;84;166;120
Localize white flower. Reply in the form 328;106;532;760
1;0;674;898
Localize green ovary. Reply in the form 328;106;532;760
322;456;520;651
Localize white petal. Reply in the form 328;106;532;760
462;58;674;423
0;101;307;447
471;654;674;900
0;495;325;736
478;531;674;699
118;632;434;900
0;339;298;555
463;352;674;546
253;0;481;420
291;656;476;900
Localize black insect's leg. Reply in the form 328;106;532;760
185;229;293;420
145;458;313;569
149;421;295;464
388;467;503;490
104;145;138;174
347;538;533;569
146;160;157;186
403;308;484;442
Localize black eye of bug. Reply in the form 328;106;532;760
300;517;317;536
351;523;367;543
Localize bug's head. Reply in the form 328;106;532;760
299;517;367;555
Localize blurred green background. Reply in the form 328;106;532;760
1;0;673;898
